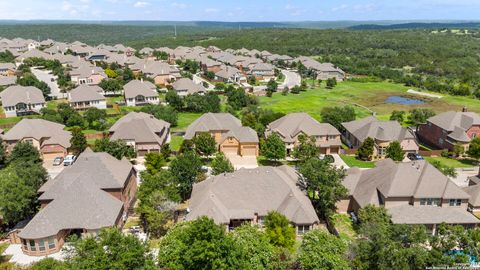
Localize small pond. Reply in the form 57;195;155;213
386;96;425;105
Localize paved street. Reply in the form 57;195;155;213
280;69;301;90
31;67;66;99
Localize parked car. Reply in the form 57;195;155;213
63;155;76;166
53;156;64;166
407;153;424;161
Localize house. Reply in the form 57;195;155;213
266;113;342;155
171;78;207;96
339;159;479;234
0;85;45;117
417;110;480;151
214;66;241;83
68;85;107;110
109;112;170;156
187;165;319;234
184;113;259;157
15;49;53;63
87;48;110;62
249;62;276;81
140;61;180;86
0;63;16;76
2;119;71;160
139;47;154;56
342;116;419;159
12;149;137;256
123;79;159;106
293;57;345;81
70;65;107;86
201;58;223;73
0;76;16;87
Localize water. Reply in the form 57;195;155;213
386;96;425;105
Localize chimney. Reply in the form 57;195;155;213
462;107;468;112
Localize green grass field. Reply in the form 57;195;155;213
258;81;480;122
170;135;184;151
340;155;376;168
173;112;202;132
424;156;477;168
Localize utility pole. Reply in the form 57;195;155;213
174;24;177;38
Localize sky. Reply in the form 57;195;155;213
0;0;479;21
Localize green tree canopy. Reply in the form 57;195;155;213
262;133;286;162
7;141;42;164
390;110;406;123
169;150;203;200
192;132;217;157
211;152;234;175
321;106;356;132
264;211;296;251
93;138;136;160
385;141;404;161
356;137;375;161
292;134;319;161
70;127;87;156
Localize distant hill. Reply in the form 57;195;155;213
349;22;480;30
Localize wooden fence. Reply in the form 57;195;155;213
84;133;106;141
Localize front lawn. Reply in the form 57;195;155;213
340;155;376;168
172;112;202;132
424;156;477;168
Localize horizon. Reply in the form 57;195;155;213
0;0;480;22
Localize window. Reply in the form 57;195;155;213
449;199;462;206
29;240;36;251
48;237;55;249
438;138;444;145
22;239;27;249
420;198;426;205
38;239;45;251
297;225;310;235
420;198;440;206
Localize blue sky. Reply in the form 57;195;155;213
0;0;479;21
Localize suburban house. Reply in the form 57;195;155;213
123;79;160;106
0;76;16;87
0;85;45;117
109;112;170;156
339;159;480;234
293;57;346;81
265;113;342;155
2;119;71;160
11;149;137;256
249;62;276;81
70;65;107;86
0;63;16;76
417;110;480;151
184;113;259;157
140;61;180;86
171;78;207;96
187;166;319;234
68;85;107;110
214;66;241;83
342;116;419;159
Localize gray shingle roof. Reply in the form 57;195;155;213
220;126;259;143
184;113;242;140
3;119;71;148
69;85;105;103
428;111;480;132
19;149;134;239
123;80;158;99
0;76;16;86
342;116;415;142
0;85;45;107
267;113;340;143
187;166;319;225
389;205;480;225
110;112;170;145
172;78;206;95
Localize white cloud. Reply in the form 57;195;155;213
133;1;149;8
171;2;188;9
332;4;348;12
204;8;219;13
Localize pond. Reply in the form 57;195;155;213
386;96;425;105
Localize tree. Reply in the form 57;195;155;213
140;105;178;126
67;228;155;270
139;190;177;238
192;133;217;157
390;110;405;123
29;258;68;270
70;127;87;156
241;112;258;130
292;134;319;161
93;138;136;160
84;107;107;130
211;152;234;175
468;137;480;176
98;79;123;94
169;150;203;200
385;141;404;161
298;157;348;221
7;141;42;164
264;211;296;251
326;77;337;89
144;152;166;174
321;106;356;132
266;79;278;97
357;137;375;161
298;229;350;270
262;133;286;162
0;138;7;168
409;108;435;131
230;224;276;269
104;68;117;78
165;89;184;111
157;217;245;270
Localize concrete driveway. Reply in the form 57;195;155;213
331;154;349;169
43;159;65;179
31;67;66;99
280;69;301;90
192;74;215;90
450;167;479;187
225;153;258;170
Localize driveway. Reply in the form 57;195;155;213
225;153;258;170
280;69;301;90
31;67;66;99
331;154;349;169
192;74;215;90
43;159;65;179
450;167;479;187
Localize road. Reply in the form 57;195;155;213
31;67;66;99
280;69;301;90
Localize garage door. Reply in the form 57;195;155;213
222;146;238;155
43;152;64;161
242;146;257;156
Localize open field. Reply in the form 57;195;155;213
258;81;480;122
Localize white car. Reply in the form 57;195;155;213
63;155;76;166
